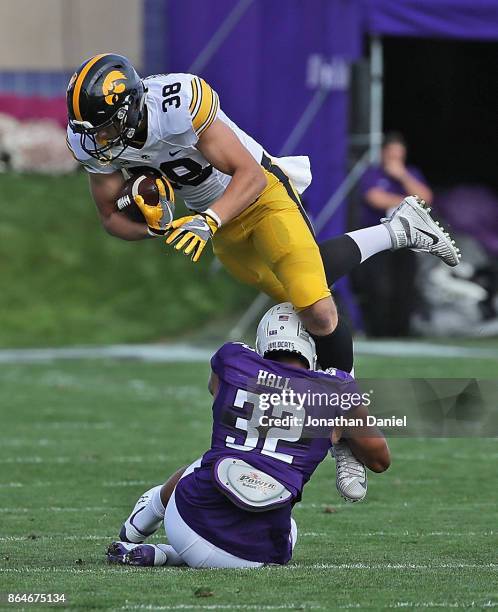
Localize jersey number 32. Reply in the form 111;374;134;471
225;389;306;465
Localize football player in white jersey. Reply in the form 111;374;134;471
66;54;460;372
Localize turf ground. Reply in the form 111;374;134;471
0;173;254;348
0;351;497;610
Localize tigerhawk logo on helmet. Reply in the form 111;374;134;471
66;53;146;163
102;70;128;106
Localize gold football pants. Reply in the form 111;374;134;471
212;156;331;310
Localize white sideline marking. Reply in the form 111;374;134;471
0;531;492;542
120;605;497;611
122;606;323;611
0;340;496;364
104;480;152;487
354;340;498;360
30;421;113;430
0;563;495;573
0;343;213;364
283;563;498;570
0;535;113;542
361;531;495;537
391;603;497;609
0;507;112;513
2;502;493;514
301;531;494;538
0;454;169;464
293;501;496;510
0;480;152;488
1;500;494;513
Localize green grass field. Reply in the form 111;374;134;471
1;351;497;610
0;173;254;348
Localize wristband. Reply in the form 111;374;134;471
204;207;222;228
147;227;166;237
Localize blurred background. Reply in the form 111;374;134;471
0;0;497;348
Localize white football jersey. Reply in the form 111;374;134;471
66;73;265;212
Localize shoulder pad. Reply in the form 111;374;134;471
145;73;219;142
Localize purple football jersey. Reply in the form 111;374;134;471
174;342;360;564
359;164;427;226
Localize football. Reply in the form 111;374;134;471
116;168;172;223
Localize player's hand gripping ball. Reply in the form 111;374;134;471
116;169;175;236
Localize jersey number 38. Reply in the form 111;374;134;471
159;82;213;188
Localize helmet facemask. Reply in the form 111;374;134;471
69;92;145;164
67;53;147;165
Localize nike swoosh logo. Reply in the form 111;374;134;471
415;227;439;244
169;149;182;157
191;221;210;231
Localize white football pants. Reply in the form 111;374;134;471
164;458;297;569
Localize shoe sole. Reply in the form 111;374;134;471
337;484;367;503
107;542;147;566
107;542;128;564
336;476;367;503
338;490;367;503
404;197;461;267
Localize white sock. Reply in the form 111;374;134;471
346;225;392;263
132;485;165;534
157;544;185;566
151;486;166;517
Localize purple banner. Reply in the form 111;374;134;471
366;0;498;41
166;0;363;239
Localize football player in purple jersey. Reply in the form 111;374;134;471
107;303;390;568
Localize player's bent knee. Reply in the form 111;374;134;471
299;297;338;335
286;281;331;313
369;447;391;473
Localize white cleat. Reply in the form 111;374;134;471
382;195;461;267
119;486;163;544
333;441;367;503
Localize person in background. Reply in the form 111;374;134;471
353;132;434;337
